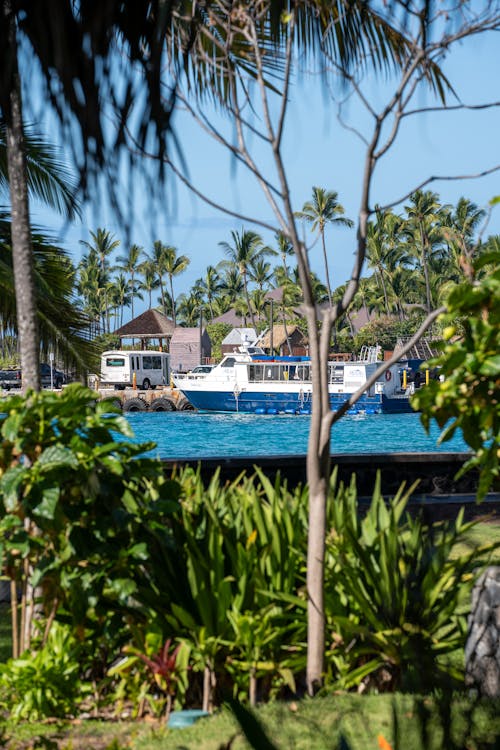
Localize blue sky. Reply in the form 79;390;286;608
29;21;500;318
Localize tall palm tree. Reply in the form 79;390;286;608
138;259;160;309
404;191;448;314
109;273;132;328
116;243;144;319
197;265;222;321
219;229;265;330
1;112;81;387
177;292;202;326
0;213;97;370
249;258;273;291
162;246;190;326
80;229;120;333
295;187;354;306
275;231;295;279
366;210;405;316
220;266;244;304
146;241;170;315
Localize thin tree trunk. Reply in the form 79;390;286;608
5;2;40;390
10;578;19;658
202;664;215;713
249;666;257;707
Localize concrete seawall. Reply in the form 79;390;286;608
161;452;500;521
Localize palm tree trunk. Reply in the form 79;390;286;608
243;273;256;330
5;2;40;390
377;266;390;314
321;230;333;307
169;275;176;326
419;222;433;313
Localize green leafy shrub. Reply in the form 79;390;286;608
0;384;181;667
324;472;499;692
0;623;85;721
413;249;500;499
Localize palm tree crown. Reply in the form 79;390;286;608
295;187;354;306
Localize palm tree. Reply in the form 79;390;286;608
366;210;406;316
116;243;144;319
0;213;98;370
80;229;120;333
197;265;222;321
249;258;273;291
295;187;354;306
146;241;170;315
162;246;190;326
275;231;295;279
219;229;265;329
220;266;244;303
177;292;202;326
404;191;448;314
138;260;160;309
109;273;132;328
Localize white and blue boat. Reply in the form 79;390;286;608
174;345;413;415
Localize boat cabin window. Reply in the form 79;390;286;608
106;357;125;367
295;365;311;382
248;362;311;382
249;364;264;381
222;357;236;369
329;366;344;385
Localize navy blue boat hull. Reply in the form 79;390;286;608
179;389;413;415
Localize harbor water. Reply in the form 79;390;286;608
123;410;468;460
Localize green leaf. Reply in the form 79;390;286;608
34;486;60;520
0;466;27;512
38;444;79;470
478;354;500;376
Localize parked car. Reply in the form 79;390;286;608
40;363;66;388
0;368;22;390
0;364;66;390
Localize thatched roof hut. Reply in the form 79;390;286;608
258;325;307;356
113;309;175;350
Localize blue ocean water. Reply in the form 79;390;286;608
123;411;468;459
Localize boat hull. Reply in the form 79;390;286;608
177;388;413;415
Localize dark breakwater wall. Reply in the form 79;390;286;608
162;452;500;521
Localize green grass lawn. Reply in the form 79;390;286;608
452;517;500;560
3;694;500;749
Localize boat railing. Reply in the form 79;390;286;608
358;345;382;363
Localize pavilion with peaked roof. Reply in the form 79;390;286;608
258;324;307;356
113;309;176;350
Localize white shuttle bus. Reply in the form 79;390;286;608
100;350;170;390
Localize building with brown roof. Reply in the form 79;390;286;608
258;325;307;356
113;309;175;350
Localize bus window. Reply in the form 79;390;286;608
106;357;125;367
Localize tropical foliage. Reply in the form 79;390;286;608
73;191;494;355
413;244;500;500
0;388;497;720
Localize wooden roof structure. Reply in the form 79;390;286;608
258;324;303;349
113;309;176;349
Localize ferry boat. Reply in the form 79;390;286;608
173;345;413;415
